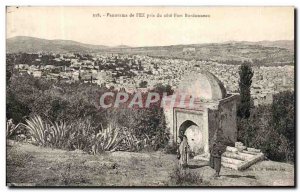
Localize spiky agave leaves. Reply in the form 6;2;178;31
104;123;123;151
48;121;70;148
68;118;95;151
93;122;124;152
23;115;49;146
23;116;69;148
122;128;142;151
6;119;22;139
21;115;124;152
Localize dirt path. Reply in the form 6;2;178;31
6;141;294;187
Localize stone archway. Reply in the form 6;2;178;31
179;120;204;155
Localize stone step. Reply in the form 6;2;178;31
221;156;244;165
226;146;238;153
221;162;239;170
238;153;264;171
193;142;265;171
193;151;264;171
222;151;254;161
247;147;261;153
241;150;263;156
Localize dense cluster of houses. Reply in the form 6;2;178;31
14;52;294;106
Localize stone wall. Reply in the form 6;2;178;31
163;107;174;145
208;94;239;148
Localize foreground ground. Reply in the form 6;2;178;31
7;141;294;187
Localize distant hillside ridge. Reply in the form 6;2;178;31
6;36;294;66
7;36;115;53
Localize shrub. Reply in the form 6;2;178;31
6;90;31;124
121;127;143;151
237;91;295;162
67;118;96;151
113;107;169;151
272;91;295;161
6;119;23;139
169;166;205;186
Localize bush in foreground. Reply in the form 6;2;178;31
169;166;206;186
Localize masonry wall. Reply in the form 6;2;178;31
163;107;174;145
208;95;239;149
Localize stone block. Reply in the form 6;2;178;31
235;142;244;148
226;146;238;153
247;147;261;153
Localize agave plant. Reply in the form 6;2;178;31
68;118;95;151
23;115;50;146
92;122;124;153
48;121;70;148
6;119;22;139
122;128;141;151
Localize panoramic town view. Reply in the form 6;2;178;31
6;7;295;187
8;39;294;106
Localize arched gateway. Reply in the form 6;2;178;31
163;71;239;157
179;120;204;155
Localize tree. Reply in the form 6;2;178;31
139;80;148;88
271;91;295;161
237;62;254;118
6;89;30;123
153;83;174;96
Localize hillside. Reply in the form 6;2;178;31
6;36;109;53
6;36;294;66
7;140;294;187
225;40;294;51
118;41;294;64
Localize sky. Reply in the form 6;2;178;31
6;6;294;47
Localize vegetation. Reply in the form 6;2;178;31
7;147;34;168
238;91;295;162
6;119;20;139
169;166;205;186
6;53;72;67
272;91;295;158
236;60;294;163
19;115;124;153
92;121;123;153
6;73;171;153
23;115;50;146
139;80;148;88
237;62;254;118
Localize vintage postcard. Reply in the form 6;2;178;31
6;6;295;187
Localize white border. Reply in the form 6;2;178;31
1;1;298;192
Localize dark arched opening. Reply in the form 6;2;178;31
179;120;197;136
178;120;205;155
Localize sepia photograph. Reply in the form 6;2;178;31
5;6;295;187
